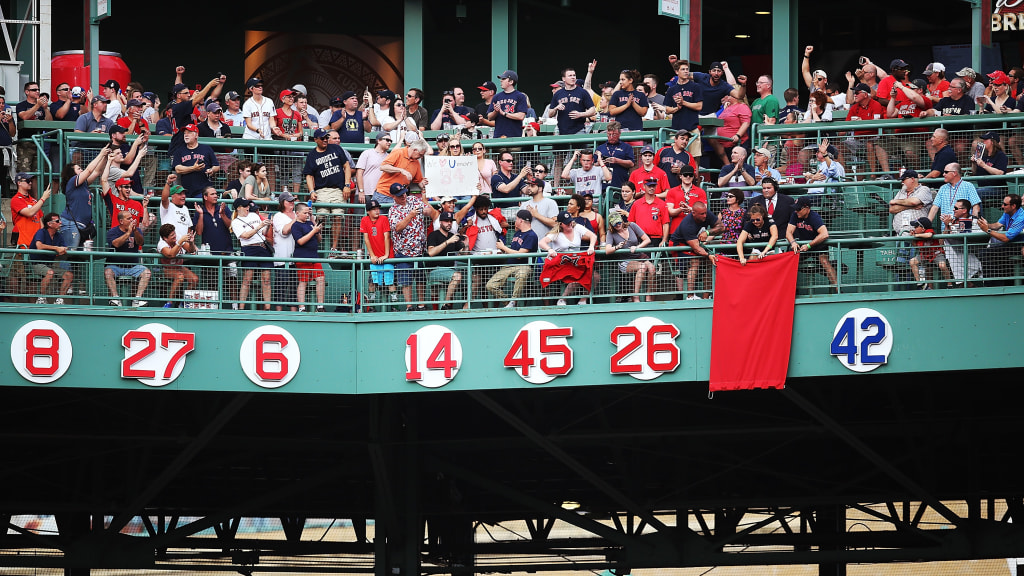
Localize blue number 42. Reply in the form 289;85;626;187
831;316;887;365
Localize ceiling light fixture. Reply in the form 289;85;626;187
561;501;581;510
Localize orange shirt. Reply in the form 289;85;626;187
11;192;43;247
375;148;424;198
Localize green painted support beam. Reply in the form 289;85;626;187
403;0;424;94
771;0;796;103
491;0;512;76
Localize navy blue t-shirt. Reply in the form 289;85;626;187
62;177;93;224
789;210;825;242
503;229;538;264
29;228;66;262
596;141;635;187
671;211;720;245
930;146;957;176
197;204;233;253
105;225;143;264
664;81;702;131
172;143;219;197
550;86;592;135
50;100;82;122
656;146;692;188
742;219;775;242
168;99;195;153
291;220;319;258
610;89;649;131
489;90;529;138
331;110;364;144
692;72;735;115
302;143;348;189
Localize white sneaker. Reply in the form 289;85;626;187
109;299;122;307
55;298;65;305
132;300;148;308
298;305;307;312
504;301;516;308
316;306;325;312
687;294;702;300
35;297;47;304
577;299;588;305
556;299;567;306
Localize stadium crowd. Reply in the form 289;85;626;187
2;49;1023;310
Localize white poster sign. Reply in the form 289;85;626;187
423;155;480;198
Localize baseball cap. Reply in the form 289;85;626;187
389;183;408;196
923;62;945;75
890;58;909;70
102;79;120;90
795;196;813;210
900;169;919;180
524;175;543;187
439;211;456;222
911;79;927;90
753;146;772;158
477;81;497;92
988;70;1011;85
643;176;659;185
205;102;222;113
374;131;390;142
169;185;186;195
172;83;189;94
15;172;34;181
813;69;828;80
497;70;519;83
640;145;655;155
556;210;573;225
330;96;345;106
70;86;83;97
313;128;329;140
142;91;156;102
91;96;109;105
115;177;132;187
108;124;128;134
607;211;624;228
911;217;933;230
956;67;977;79
366;199;382;210
279;89;296;100
600;80;616;89
233;197;253;209
279;190;297;202
340;90;357;101
709;62;724;71
550;80;565;88
853;83;871;94
981;131;1000;142
184;123;199;133
225;91;241;101
440;196;456;203
125;98;144;108
680;164;695;176
516;209;534;223
675;129;692;139
291;84;307;96
377;89;396;101
245;77;263;89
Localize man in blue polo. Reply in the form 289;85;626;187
488;70;528;138
304;128;352;253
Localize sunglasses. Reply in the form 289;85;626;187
500;158;513;162
535;169;547;173
472;147;484;152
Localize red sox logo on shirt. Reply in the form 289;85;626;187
559;253;581;266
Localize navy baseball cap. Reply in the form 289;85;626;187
366;199;382;210
377;89;396;101
709;62;725;71
439;211;456;222
640;145;656;155
498;70;519;83
795;196;813;210
340;90;357;101
15;172;34;181
557;210;573;224
313;128;329;140
389;183;408;196
245;77;263;89
516;209;533;223
225;91;241;101
478;81;497;92
853;83;872;94
172;83;189;94
900;169;919;180
233;197;253;209
102;79;120;90
108;124;128;134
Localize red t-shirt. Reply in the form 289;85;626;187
628;165;670;197
665;185;708;235
11;193;42;247
848;99;887;135
107;193;144;227
927;79;950;102
360;214;393;258
116;116;150;135
276;107;302;138
628;197;669;239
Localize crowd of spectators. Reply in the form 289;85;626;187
2;48;1023;309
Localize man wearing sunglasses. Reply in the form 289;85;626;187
50;83;82;122
15;81;51;175
356;132;394;205
430;89;466;131
405;88;429;131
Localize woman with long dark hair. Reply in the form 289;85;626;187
59;146;110;247
609;69;649;131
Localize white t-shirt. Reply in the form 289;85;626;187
318;108;333;129
242;96;275;139
546;224;588;251
470;213;503;252
104;100;123;120
567;166;604;196
231;213;268;246
156;238;184;266
160;200;192;239
272;211;296;265
520;197;558;239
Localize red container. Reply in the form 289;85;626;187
51;50;131;94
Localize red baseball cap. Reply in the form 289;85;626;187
116;177;132;187
279;89;296;100
184;123;199;132
988;70;1011;85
